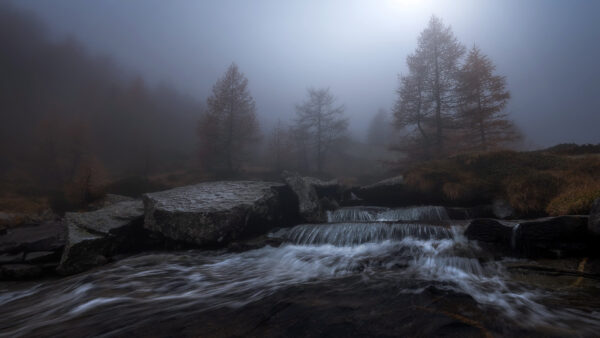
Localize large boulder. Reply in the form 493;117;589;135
466;216;594;258
464;219;514;248
354;176;405;205
282;172;340;222
516;216;590;258
589;198;600;235
143;181;297;247
57;200;146;275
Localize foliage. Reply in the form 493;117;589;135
392;17;521;163
457;46;521;151
393;16;465;158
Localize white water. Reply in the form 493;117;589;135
327;206;450;222
0;209;599;336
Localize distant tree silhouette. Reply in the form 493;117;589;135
199;63;260;174
367;108;394;147
294;88;348;173
0;2;201;207
393;16;465;159
267;120;290;173
457;46;521;150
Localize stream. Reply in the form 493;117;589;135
1;206;599;337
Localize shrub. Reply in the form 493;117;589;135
504;172;560;215
546;181;600;216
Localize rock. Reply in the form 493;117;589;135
464;219;513;246
88;194;135;210
144;181;297;247
466;216;593;258
446;205;494;220
492;199;515;219
0;264;43;280
283;174;320;222
282;172;340;222
57;200;145;275
516;216;590;258
589;198;600;235
24;251;59;264
354;176;421;206
0;220;66;254
0;252;24;264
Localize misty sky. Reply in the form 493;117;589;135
13;0;600;147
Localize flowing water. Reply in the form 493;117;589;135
1;206;599;337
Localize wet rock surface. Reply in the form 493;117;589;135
1;219;599;337
0;220;65;254
466;215;596;258
353;175;411;206
57;200;147;275
0;221;66;280
464;218;513;247
516;215;591;258
282;172;340;222
143;181;298;247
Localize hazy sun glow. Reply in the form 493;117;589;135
385;0;423;10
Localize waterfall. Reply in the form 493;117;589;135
376;206;449;221
285;222;454;246
327;206;450;222
1;206;599;337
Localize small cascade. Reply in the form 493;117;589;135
326;207;383;222
1;205;599;336
377;206;449;221
285;222;454;246
328;206;449;222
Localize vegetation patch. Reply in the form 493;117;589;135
402;150;600;215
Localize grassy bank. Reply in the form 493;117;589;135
402;145;600;216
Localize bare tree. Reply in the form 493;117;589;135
367;108;393;147
294;88;348;173
199;63;260;174
457;46;521;150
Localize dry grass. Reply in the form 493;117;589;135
505;172;560;215
0;194;49;214
402;150;600;215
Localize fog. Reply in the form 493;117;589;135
14;0;600;146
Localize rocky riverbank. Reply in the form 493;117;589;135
1;172;599;280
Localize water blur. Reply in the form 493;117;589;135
1;207;599;337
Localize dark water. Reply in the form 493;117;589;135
1;207;599;337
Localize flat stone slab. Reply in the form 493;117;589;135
143;181;295;247
0;221;65;254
